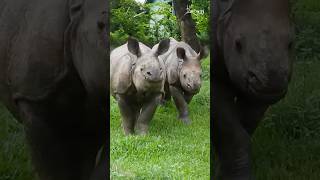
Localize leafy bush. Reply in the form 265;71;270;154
110;0;210;47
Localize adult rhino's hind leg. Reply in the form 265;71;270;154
17;100;98;180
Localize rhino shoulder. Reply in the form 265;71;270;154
165;52;180;85
110;54;135;95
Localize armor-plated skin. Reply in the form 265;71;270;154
153;38;207;124
110;38;170;135
0;0;108;179
212;0;293;179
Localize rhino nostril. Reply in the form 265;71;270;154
187;83;191;88
248;71;258;82
146;71;152;76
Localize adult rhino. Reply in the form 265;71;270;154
0;0;107;180
212;0;293;179
110;37;169;135
152;38;207;124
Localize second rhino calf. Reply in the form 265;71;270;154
153;38;207;124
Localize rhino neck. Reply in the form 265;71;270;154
65;0;108;106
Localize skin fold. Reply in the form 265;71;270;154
0;0;108;179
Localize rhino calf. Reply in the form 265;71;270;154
153;38;207;124
111;37;170;135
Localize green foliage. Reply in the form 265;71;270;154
111;0;210;47
292;0;320;61
111;0;179;47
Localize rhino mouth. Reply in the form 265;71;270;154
247;84;287;103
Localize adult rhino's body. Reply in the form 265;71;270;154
110;38;169;135
212;0;293;179
0;0;107;179
153;38;206;124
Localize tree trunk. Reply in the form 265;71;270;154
173;0;201;53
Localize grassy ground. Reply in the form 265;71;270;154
0;104;35;180
110;57;211;179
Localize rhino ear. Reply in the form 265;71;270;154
155;38;170;56
176;47;186;61
127;37;141;57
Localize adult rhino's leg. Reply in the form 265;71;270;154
169;85;191;124
18;100;97;180
116;94;135;135
135;94;161;135
213;82;253;180
237;99;269;136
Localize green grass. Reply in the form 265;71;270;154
0;104;35;180
252;60;320;179
110;56;211;179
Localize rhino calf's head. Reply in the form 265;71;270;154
177;47;207;94
128;38;170;93
220;0;293;103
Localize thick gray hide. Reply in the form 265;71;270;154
110;42;165;96
152;38;204;124
110;38;169;135
0;0;108;179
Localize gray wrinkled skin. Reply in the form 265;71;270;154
0;0;108;179
153;38;207;124
110;38;170;135
212;0;293;179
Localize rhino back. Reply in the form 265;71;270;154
0;0;70;105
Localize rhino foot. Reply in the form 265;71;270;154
178;115;191;125
135;124;149;135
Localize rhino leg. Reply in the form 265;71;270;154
169;85;191;124
183;93;194;104
135;94;161;135
213;82;253;180
164;82;171;101
17;100;99;180
117;94;135;135
237;99;268;136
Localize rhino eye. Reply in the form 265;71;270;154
183;74;187;78
140;67;144;72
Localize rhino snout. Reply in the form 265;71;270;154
143;69;164;82
186;82;201;93
247;70;288;99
